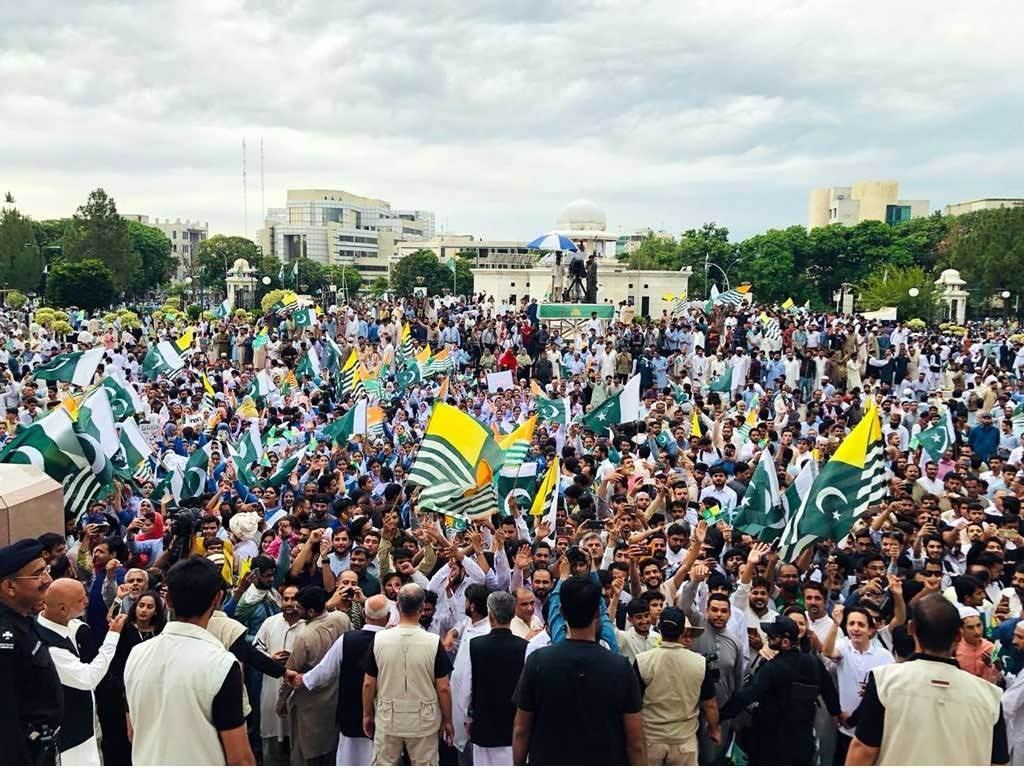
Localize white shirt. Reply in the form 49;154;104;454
451;617;493;750
253;613;305;740
832;637;895;735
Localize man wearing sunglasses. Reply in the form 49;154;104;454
0;538;62;765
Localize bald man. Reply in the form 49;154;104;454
285;594;391;766
36;578;126;766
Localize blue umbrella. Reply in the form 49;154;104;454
527;233;579;252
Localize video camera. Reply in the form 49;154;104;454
568;252;587;279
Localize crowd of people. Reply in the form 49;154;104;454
2;286;1024;766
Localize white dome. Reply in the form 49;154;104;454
555;199;607;231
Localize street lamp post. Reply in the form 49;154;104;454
1002;290;1011;323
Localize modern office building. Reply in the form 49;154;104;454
258;189;434;280
807;181;929;229
943;198;1024;216
123;214;208;277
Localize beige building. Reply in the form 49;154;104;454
123;214;208;277
808;181;929;229
258;189;434;281
943;198;1024;216
394;234;535;271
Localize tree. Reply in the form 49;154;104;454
126;220;175;294
0;193;44;293
857;265;936;320
62;189;138;293
736;226;815;304
674;223;738;298
391;249;471;297
620;234;678;270
5;290;27;309
33;218;71;259
368;276;390;295
941;207;1024;303
321;265;364;296
194;235;260;287
46;258;115;310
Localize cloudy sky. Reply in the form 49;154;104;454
2;1;1021;242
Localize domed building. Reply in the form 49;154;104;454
550;198;619;259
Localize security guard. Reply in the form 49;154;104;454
0;538;63;765
719;615;840;765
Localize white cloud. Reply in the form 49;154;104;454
1;0;1021;241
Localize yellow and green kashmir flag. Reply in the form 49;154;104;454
781;297;795;311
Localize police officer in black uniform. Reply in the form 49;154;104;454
719;615;840;766
0;538;63;765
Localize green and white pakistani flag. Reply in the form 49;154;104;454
709;364;738;394
231;420;263;467
295;348;321;381
261;444;307;489
1011;402;1024;437
445;256;457;274
117;418;153;476
292;260;299;278
732;448;784;542
912;411;955;462
213;298;233;319
396;359;422;390
498;461;538;515
581;373;641;432
252;370;275;399
535;394;571;425
101;374;144;421
63;466;104;520
777;405;883;562
671;382;691;406
293;308;315;328
32;347;105;387
325;400;367;446
141;341;185;380
0;406;88;482
74;387;120;486
172;442;213;501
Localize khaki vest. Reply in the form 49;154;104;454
124;622;236;766
206;611;251;717
372;625;442;738
635;642;706;745
874;657;1002;765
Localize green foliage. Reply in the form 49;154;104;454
736;226;814;304
941;207;1024;302
261;289;289;314
34;308;55;327
62;189;139;294
261;255;283;290
369;276;390;295
126;220;176;293
676;223;738;298
116;309;141;328
46;258;115;311
50;320;74;337
0;193;44;293
186;304;202;321
5;289;27;309
620;234;678;270
391;249;471;297
857;265;936;320
33;219;71;258
321;265;364;296
194;235;259;286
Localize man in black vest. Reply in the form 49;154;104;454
458;591;527;766
36;578;126;766
285;593;390;766
0;539;63;766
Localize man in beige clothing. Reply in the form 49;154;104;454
634;608;720;765
279;586;351;764
362;583;454;766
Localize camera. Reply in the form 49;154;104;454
703;651;721;683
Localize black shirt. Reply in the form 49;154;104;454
513;639;642;766
854;654;1009;764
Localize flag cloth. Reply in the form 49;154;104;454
213;298;232;319
173;443;213;501
436;375;449;401
295;348;321;381
278;261;286;283
781;298;795;311
335;349;360;399
534;394;571;425
367;406;386;438
498;416;536;474
293;308;315;328
271;291;298;316
913;420;952;462
175;327;194;353
231;420;264;467
777;404;883;562
416;345;432;366
498;461;539;514
759;313;781;342
253;370;276;401
782;459;818;519
101;375;141;421
235;397;259;420
690;409;703;438
714;289;747;307
400;324;415;359
32;347;105;387
261;445;307;489
117;418;153;470
292;260;299;277
737;396;760;440
530;457;560;533
325;400;368;446
63;466;104;520
0;407;88;482
530;380;545;397
141;341;185;380
73;387;120;486
709;365;735;394
252;327;270;349
408;402;504;512
201;372;218;412
671;383;690;406
442;481;498;521
581;373;641;431
1012;402;1024;437
732;448;784;541
426;349;454;377
445;256;457;274
700;504;726;524
396;359;423;390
